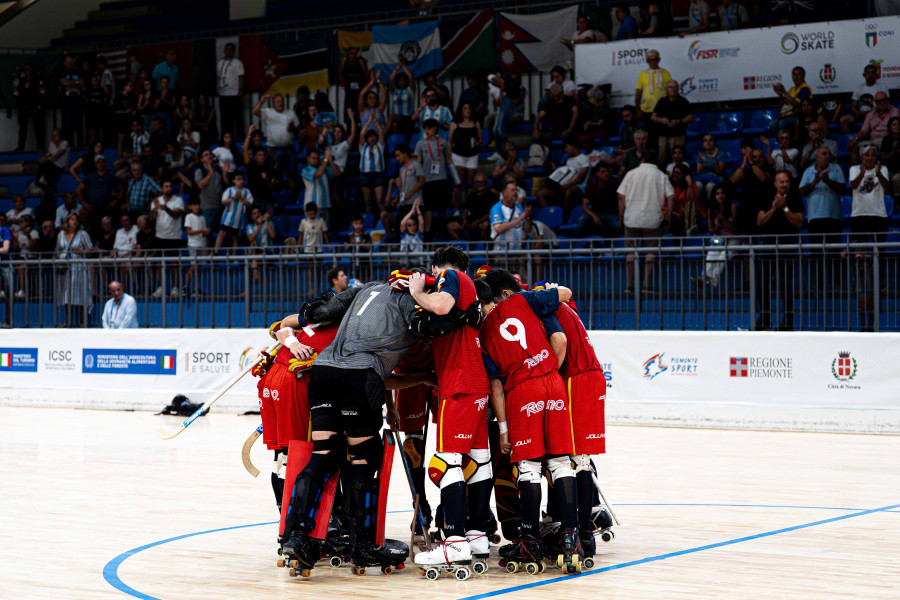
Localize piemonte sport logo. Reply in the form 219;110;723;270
781;32;800;54
832;351;857;382
642;353;667;380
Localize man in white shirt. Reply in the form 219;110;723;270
217;43;245;138
113;213;138;257
617;150;674;293
252;93;300;195
537;136;591;209
101;280;138;328
839;64;890;134
149;181;185;298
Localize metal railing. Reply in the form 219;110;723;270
2;235;897;331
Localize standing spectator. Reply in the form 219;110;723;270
794;98;828;151
761;130;799;179
456;71;488;125
85;74;109;143
243;141;277;214
415;87;453;140
0;215;11;304
136;79;157;133
695;133;728;203
486;73;526;149
578;87;613;147
344;214;372;252
798;122;838;171
668;163;703;236
754;171;803;330
563;14;608;49
176;118;201;158
490;180;529;250
680;0;711;37
693;185;739;288
95;215;117;254
147;116;168;157
14;62;45;151
799;146;846;256
383;144;424;240
532;83;578;143
134;214;156;258
415;119;452;239
449;102;482;212
880;117;900;197
113;213;138;258
126;50;142;83
68;140;104;187
125;161;161;218
340;47;369;120
37;219;57;254
149;180;185;297
13;214;38;297
359;121;387;215
36;129;70;190
617;150;674;293
302;147;339;225
55;193;79;231
293;85;312;126
78;156;120;236
389;61;416;135
849;91;900;163
447;173;495;240
213;132;241;173
326;112;357;212
101;281;138;328
298;202;328;254
730;146;774;225
717;0;749;30
155;76;176;133
538;136;591;210
34;192;57;227
97;56;115;107
246;205;275;251
651;80;693;166
614;105;647;159
579;162;621;237
490;142;526;191
152;49;180;91
545;66;576;100
768;67;811;134
215;171;253;254
183;200;208;296
839;64;888;134
58;54;85;147
635;50;671;121
125;120;149;163
615;3;638;40
55;213;93;327
174;95;193;126
193;93;217;146
849;146;890;241
252;94;299;197
620;129;649;177
399;205;425;253
112;82;138;158
358;76;388;135
216;43;244;139
638;1;661;37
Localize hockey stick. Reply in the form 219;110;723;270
155;342;281;440
241;423;264;477
390;427;433;552
593;476;621;527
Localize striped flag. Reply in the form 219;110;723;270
439;9;495;79
263;33;329;95
0;353;11;368
160;355;175;370
497;6;577;72
372;21;443;82
96;49;128;81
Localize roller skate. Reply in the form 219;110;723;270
277;528;321;578
498;536;545;575
414;537;474;580
540;512;561;566
485;511;502;544
556;529;584;574
593;507;615;543
349;539;409;576
580;530;597;570
466;530;490;574
320;510;352;568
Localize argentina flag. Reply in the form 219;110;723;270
372;21;443;82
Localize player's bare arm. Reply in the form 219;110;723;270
408;272;455;315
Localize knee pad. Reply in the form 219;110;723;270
464;448;492;485
273;449;287;478
516;459;542;485
348;434;383;466
571;454;591;474
403;434;425;469
428;452;464;489
546;455;575;483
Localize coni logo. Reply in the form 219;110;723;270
781;32;799;54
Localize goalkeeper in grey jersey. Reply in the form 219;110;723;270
277;281;481;571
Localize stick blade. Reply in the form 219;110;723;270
241;430;261;477
155;422;185;440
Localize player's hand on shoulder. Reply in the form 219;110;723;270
408;271;426;295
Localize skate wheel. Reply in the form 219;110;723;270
425;567;440;581
289;559;300;569
288;569;297;577
506;562;518;573
537;561;546;574
300;568;312;577
525;562;539;575
330;556;343;568
489;534;501;544
575;559;583;574
556;555;563;569
601;531;614;542
382;566;393;575
276;558;285;568
455;567;470;581
473;560;487;575
584;557;594;569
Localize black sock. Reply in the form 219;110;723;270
576;470;594;533
518;481;542;539
466;479;492;532
552;475;578;530
440;481;466;537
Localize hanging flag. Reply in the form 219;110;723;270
96;49;128;82
337;29;374;69
497;6;578;72
372;21;443;82
439;9;495;79
263;33;329;95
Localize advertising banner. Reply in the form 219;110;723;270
575;16;900;107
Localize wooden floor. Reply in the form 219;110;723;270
2;406;899;600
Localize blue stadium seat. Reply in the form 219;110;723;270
686;114;709;139
559;205;584;235
385;158;399;179
410;133;423;148
711;112;741;137
836;134;853;159
536;206;562;229
841;195;852;220
885;195;895;218
386;134;405;155
744;109;778;135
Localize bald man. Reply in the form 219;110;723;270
101;281;138;328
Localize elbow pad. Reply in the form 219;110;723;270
298;290;337;323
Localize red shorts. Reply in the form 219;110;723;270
258;362;311;450
506;371;575;462
394;385;438;433
436;393;490;453
566;370;606;455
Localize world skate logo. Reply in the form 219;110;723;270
473;396;488;411
514;439;531;447
520;401;545;416
523;349;550;369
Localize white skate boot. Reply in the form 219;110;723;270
466;530;490;574
414;537;473;580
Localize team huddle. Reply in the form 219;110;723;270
251;247;614;580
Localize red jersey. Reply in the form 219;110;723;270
555;302;602;380
394;338;434;374
274;322;340;367
479;291;560;392
431;269;490;398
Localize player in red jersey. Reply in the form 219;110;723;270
475;269;583;572
407;247;493;569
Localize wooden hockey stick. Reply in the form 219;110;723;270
593;476;621;527
391;427;433;551
241;423;264;477
155;342;281;440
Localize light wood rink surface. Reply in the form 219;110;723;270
1;406;898;600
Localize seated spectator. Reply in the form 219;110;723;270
485;73;526;148
665;145;690;175
693;184;739;288
490;180;529;250
695;133;728;203
163;140;196;192
176;118;201;158
523;211;558;249
680;0;711;37
617;149;673;293
55;193;79;231
193;93;218;146
415;87;453;140
298;202;328;254
246;205;275;251
615;3;638;40
383;144;424;241
717;0;748;30
37;219;56;253
503;173;529;206
5;195;33;233
147;116;168;156
799;146;846;246
850;91;900;163
68;140;105;187
668;163;703;236
799;122;837;171
849;146;890;241
880;117;900;196
447;173;495;240
635;50;671;119
533;83;578;143
37;129;70;191
359;124;386;215
302;147;339;226
399;205;425;253
456;71;487;124
490;142;526;191
345;214;372;252
34;192;57;227
538;136;591;210
578;87;614;147
390;61;416;135
794;98;828;151
652;80;693;166
563;14;608;49
730;146;774;222
213;131;241;172
414;119;452;239
113;213;138;257
449;102;482;211
175;95;193;126
252;94;299;197
215;171;253;255
542;67;576;106
244;145;277;215
134;214;156;259
101;281;138;329
359;76;388;136
95;215;117;254
620;129;649;178
768;67;811;134
614;105;646;159
839;64;888;134
580;161;621;237
761;130;799;179
638;1;661;37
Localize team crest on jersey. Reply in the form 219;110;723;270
520;401;544;416
474;396;488;411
